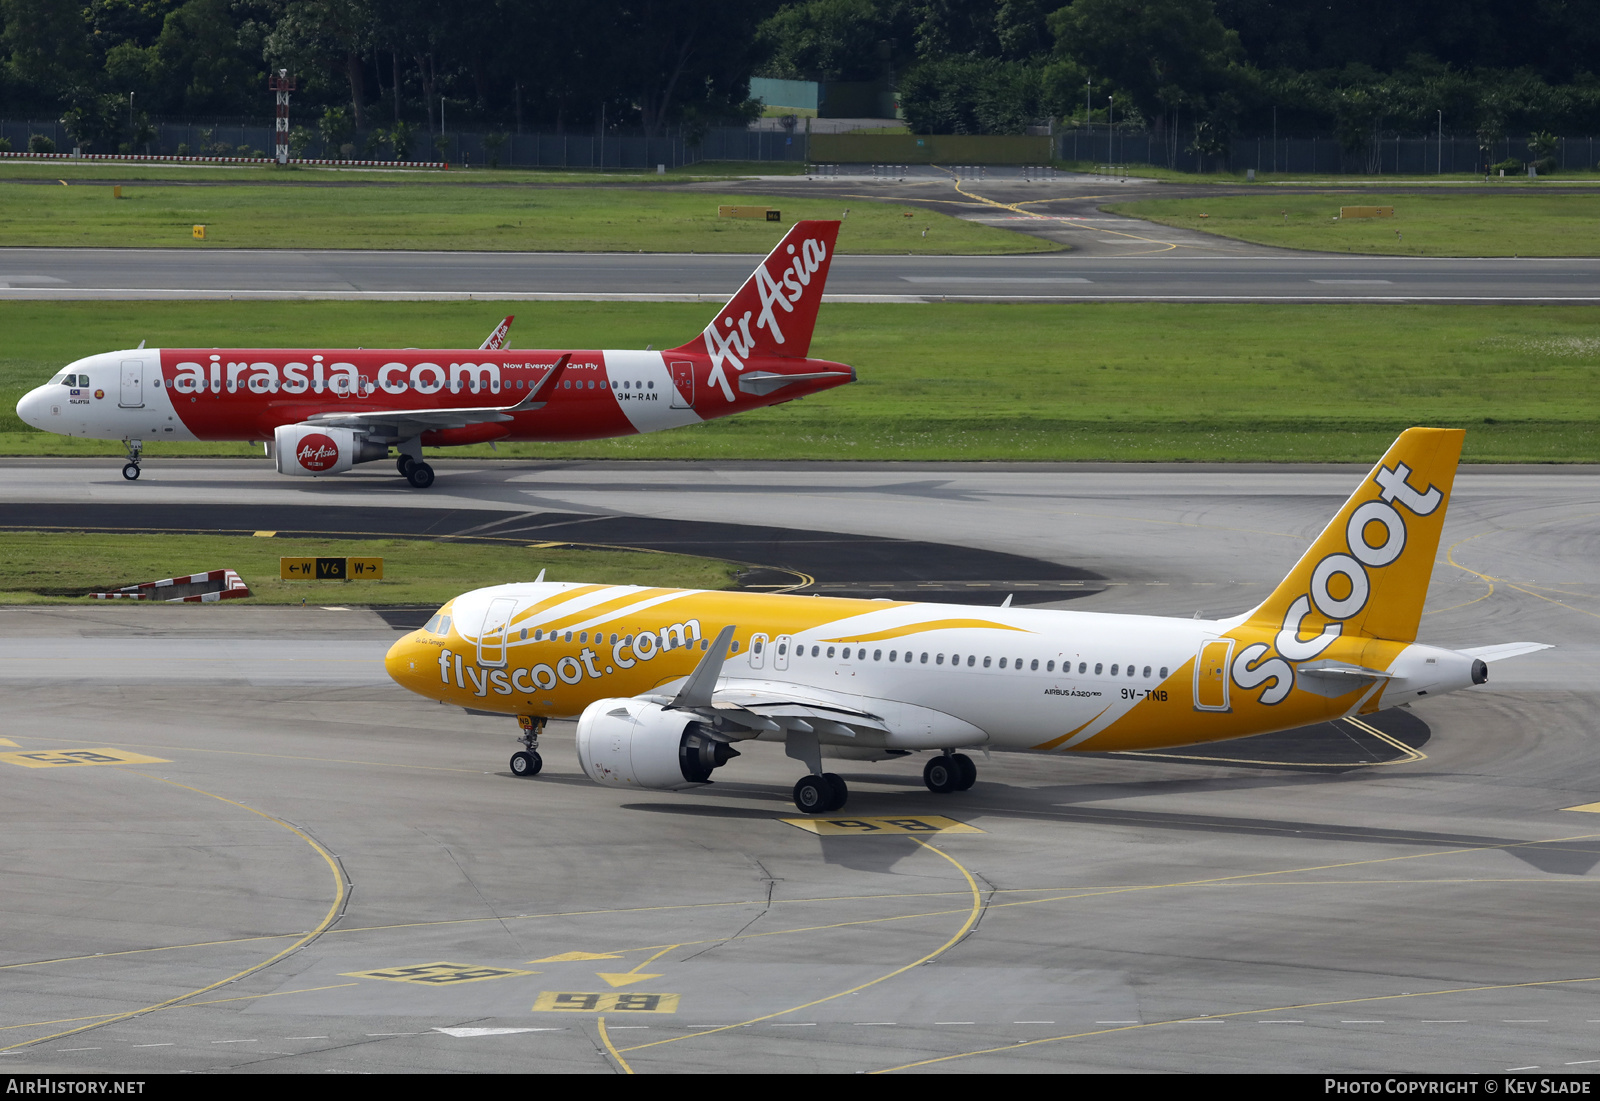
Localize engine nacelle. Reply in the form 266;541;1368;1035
575;698;740;790
273;424;387;477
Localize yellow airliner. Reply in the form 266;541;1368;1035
385;428;1547;813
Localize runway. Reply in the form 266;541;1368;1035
3;246;1594;303
1;458;1596;1073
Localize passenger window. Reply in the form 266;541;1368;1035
1047;660;1055;671
1160;666;1169;677
919;652;928;663
700;639;708;650
983;656;992;668
966;655;975;667
811;645;819;657
1143;665;1151;678
1110;664;1118;676
647;381;654;388
534;629;543;640
889;650;897;661
1094;663;1102;675
1129;666;1136;678
936;654;945;665
1031;659;1039;671
999;657;1007;669
754;640;764;654
778;643;786;655
1014;657;1022;669
565;631;573;642
519;628;528;640
827;646;835;658
1078;662;1087;674
874;649;881;661
730;640;739;653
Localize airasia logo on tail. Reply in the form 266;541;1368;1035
296;432;340;471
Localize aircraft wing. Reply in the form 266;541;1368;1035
646;678;894;737
304;354;568;437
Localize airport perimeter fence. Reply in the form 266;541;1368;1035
5;116;1596;172
1058;130;1600;174
0;119;806;169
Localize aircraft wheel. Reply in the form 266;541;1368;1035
923;755;959;794
396;454;416;477
821;772;848;812
121;463;140;481
510;750;542;777
406;462;435;489
792;774;831;814
951;753;977;791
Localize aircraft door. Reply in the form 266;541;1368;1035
669;361;694;409
119;360;144;408
1194;638;1234;712
749;632;768;669
476;597;518;668
773;634;792;671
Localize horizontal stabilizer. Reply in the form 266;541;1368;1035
1461;642;1553;663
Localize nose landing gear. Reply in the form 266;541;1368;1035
121;439;143;481
510;715;546;777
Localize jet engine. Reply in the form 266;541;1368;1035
274;424;387;477
575;698;741;789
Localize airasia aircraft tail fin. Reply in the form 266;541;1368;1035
668;220;840;364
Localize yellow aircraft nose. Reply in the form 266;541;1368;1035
385;632;429;692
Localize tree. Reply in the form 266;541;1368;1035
2;0;93;99
264;0;375;128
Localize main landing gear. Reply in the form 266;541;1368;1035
121;439;143;481
793;772;848;814
395;453;435;489
923;752;977;794
510;715;545;777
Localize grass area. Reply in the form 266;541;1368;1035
1110;192;1600;256
1058;161;1600;186
0;531;738;604
0;160;804;184
0;179;1044;253
1;300;1596;462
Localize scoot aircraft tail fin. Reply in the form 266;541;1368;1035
668;219;841;363
1244;427;1465;647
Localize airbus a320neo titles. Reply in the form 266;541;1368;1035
385;427;1549;813
15;221;852;488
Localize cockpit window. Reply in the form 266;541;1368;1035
422;613;452;635
60;374;79;387
50;372;67;385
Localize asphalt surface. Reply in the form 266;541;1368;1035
1;458;1595;1073
1;171;1594;303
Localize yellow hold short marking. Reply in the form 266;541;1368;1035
342;962;538;985
0;738;18;747
597;972;664;988
531;951;623;963
0;748;170;769
1563;802;1600;814
253;531;276;537
781;815;984;836
533;991;679;1014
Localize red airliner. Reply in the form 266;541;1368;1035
17;221;852;487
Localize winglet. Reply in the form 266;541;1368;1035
669;625;737;711
480;315;514;351
525;354;571;403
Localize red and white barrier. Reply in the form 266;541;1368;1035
91;568;251;603
0;152;448;168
